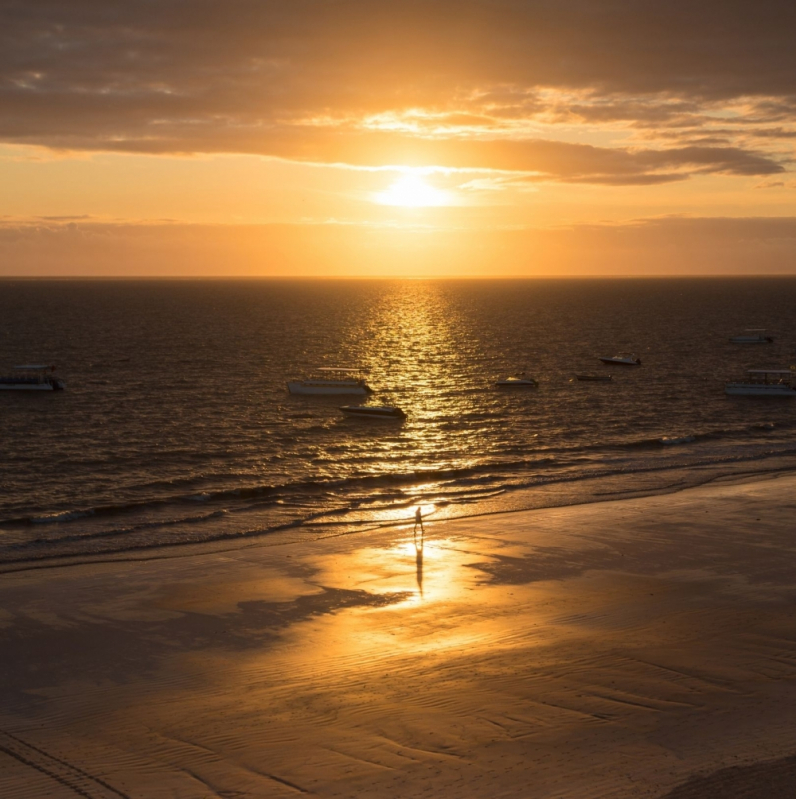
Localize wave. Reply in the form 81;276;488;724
5;509;231;551
6;443;796;535
1;417;792;531
617;420;781;451
5;446;796;572
30;509;96;524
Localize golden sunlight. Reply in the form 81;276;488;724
374;173;451;207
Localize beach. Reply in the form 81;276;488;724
3;472;796;798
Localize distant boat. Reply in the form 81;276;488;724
598;354;641;366
729;329;773;344
496;373;537;387
725;368;796;397
0;365;65;391
340;405;406;419
660;435;696;445
575;374;613;382
288;367;372;395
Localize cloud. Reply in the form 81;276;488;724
1;1;796;180
755;178;796;189
36;214;93;221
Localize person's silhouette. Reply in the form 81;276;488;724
413;506;424;534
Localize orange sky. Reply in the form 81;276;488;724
2;1;796;276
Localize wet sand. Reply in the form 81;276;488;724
3;473;796;798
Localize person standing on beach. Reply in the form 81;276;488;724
414;506;424;535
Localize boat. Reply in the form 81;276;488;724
495;373;537;387
0;365;65;391
730;329;773;344
575;373;613;382
725;368;796;397
598;354;641;366
287;367;372;395
340;405;406;419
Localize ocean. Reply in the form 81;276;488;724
2;278;796;570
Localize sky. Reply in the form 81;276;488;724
2;0;796;277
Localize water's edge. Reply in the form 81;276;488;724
4;453;794;575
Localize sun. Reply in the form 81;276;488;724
375;173;450;207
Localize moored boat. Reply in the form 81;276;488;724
339;405;406;419
598;354;641;366
725;368;796;397
495;373;537;387
288;367;372;395
730;329;773;344
0;365;65;391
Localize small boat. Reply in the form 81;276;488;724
0;365;65;391
496;373;537;387
340;405;406;419
575;374;613;382
288;367;372;395
598;354;641;366
725;368;796;397
730;329;773;344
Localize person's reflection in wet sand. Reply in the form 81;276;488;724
414;523;424;597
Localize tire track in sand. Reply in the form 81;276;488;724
0;730;129;799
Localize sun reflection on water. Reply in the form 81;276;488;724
351;282;489;472
307;282;505;537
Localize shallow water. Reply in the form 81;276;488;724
2;278;796;566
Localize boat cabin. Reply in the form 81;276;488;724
0;364;65;390
729;329;774;344
287;366;372;395
725;367;796;397
741;368;792;383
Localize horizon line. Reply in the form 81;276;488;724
3;274;796;281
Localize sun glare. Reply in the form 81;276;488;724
375;173;450;207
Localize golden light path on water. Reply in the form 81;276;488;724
334;281;493;530
347;284;491;605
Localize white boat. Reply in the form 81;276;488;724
287;367;372;395
496;373;537;387
340;405;406;419
598;354;641;366
730;329;773;344
0;365;65;391
725;368;796;397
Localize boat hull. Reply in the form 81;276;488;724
340;405;406;419
725;384;796;397
0;380;64;391
288;381;370;395
495;380;537;387
598;358;640;366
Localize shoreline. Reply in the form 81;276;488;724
4;453;796;577
3;470;796;797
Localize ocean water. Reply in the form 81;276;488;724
2;278;796;569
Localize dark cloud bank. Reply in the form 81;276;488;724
2;1;796;183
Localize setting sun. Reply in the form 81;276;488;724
375;173;451;207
